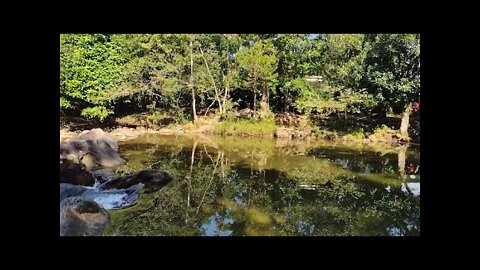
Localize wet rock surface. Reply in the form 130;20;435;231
59;128;173;236
60;197;111;236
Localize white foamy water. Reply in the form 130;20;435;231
407;182;420;197
92;193;128;209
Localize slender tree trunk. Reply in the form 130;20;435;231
187;141;197;208
253;81;257;118
223;86;228;113
260;81;269;111
398;145;413;194
222;74;228;114
400;103;412;139
199;46;222;114
266;83;269;109
220;151;225;183
190;40;197;123
253;90;256;113
398;145;407;179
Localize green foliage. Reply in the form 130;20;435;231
294;81;345;115
373;124;397;135
81;106;112;121
322;34;366;89
237;40;278;104
346;128;366;140
60;34;420;125
60;34;127;120
146;111;168;126
364;34;420;109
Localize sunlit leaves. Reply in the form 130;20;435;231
60;34;128;117
364;34;420;107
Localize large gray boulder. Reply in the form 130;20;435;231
60;138;126;171
78;128;118;150
60;197;110;236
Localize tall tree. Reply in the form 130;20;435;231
364;34;420;138
237;40;278;114
189;36;197;123
273;34;311;112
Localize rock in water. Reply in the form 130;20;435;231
60;139;126;171
60;158;96;186
100;170;173;193
60;182;145;210
60;197;110;236
78;128;118;150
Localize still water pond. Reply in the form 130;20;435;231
104;134;420;236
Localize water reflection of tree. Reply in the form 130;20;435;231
105;140;420;236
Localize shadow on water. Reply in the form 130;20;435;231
103;134;420;236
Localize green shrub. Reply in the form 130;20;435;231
346;128;365;140
81;106;112;121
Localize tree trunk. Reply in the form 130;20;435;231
253;79;257;117
260;81;269;111
223;86;228;113
222;74;228;114
253;90;256;115
187;141;197;208
267;85;269;108
190;40;197;123
199;46;222;114
398;145;407;179
400;103;412;139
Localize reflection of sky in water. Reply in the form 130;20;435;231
201;212;234;236
234;195;244;205
407;183;420;197
298;220;315;235
402;183;420;197
388;227;403;236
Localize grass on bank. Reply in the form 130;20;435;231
214;118;277;137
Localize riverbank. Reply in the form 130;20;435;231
60;112;418;147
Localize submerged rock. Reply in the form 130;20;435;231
100;169;173;193
60;197;110;236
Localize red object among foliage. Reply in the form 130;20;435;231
409;163;415;173
413;102;420;112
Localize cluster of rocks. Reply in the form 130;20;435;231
366;130;408;144
60;128;173;236
274;127;312;139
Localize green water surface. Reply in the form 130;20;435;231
103;134;420;236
